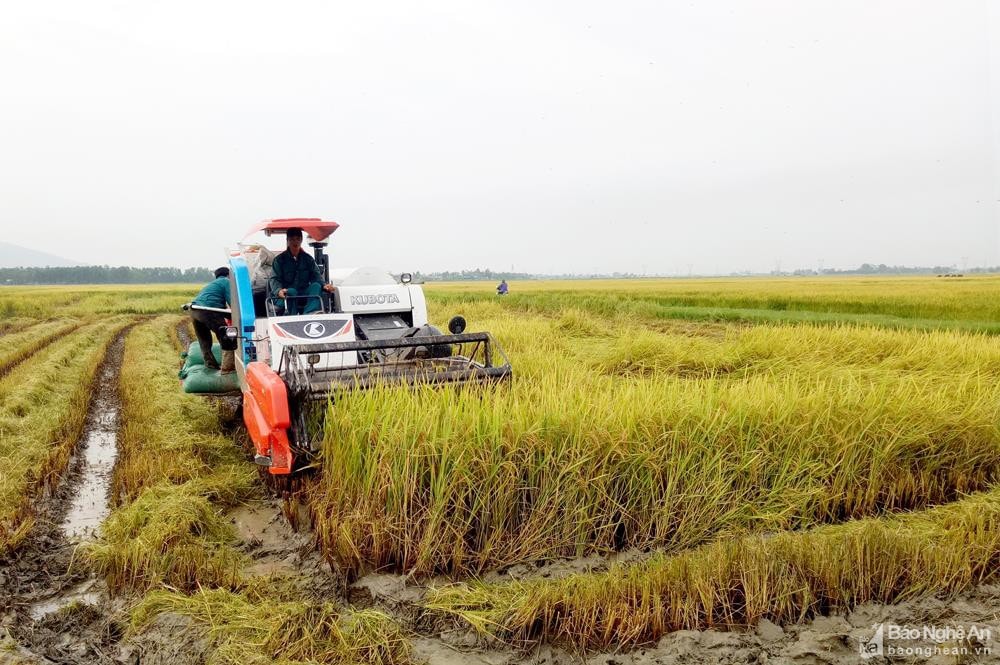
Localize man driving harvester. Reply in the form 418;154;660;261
269;227;334;314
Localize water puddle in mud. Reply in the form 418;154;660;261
59;360;119;541
28;580;102;620
26;339;122;621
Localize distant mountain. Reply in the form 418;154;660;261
0;241;82;268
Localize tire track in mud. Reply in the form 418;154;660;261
174;317;193;350
0;326;130;665
0;319;36;337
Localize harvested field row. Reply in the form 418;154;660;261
590;321;1000;379
87;316;257;591
131;585;413;665
86;317;414;664
0;319;129;553
0;318;83;377
0;316;40;336
426;483;1000;650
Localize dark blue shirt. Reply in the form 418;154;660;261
269;250;323;293
193;277;231;309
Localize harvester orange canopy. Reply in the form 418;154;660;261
245;218;341;243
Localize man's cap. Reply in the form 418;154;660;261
286;227;304;239
214;266;230;278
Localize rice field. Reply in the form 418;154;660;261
430;275;1000;325
310;297;1000;578
86;317;410;664
0;318;129;552
314;276;1000;651
426;485;1000;649
2;275;1000;662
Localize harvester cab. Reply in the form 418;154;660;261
222;218;511;481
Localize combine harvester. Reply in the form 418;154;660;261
188;218;511;488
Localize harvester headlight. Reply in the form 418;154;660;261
224;326;239;339
400;272;412;284
448;315;466;335
307;354;321;366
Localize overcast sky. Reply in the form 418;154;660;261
2;1;998;274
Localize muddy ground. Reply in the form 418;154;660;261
128;494;1000;665
0;331;128;664
3;327;1000;664
8;473;1000;665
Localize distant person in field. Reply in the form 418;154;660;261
497;279;509;296
269;227;334;315
190;266;236;373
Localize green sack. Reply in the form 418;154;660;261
181;364;241;394
180;342;222;379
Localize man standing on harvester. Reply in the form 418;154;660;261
190;267;237;374
269;226;334;314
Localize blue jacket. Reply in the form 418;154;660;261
193;277;231;309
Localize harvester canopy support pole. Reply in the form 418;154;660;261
310;241;330;283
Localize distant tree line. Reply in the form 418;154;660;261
0;266;214;285
786;264;999;277
414;268;535;282
3;263;997;286
414;268;647;281
834;263;956;275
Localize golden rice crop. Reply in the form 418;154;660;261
0;285;197;318
11;278;1000;659
309;305;1000;577
426;484;1000;649
0;290;78;318
428;274;1000;324
590;322;1000;379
